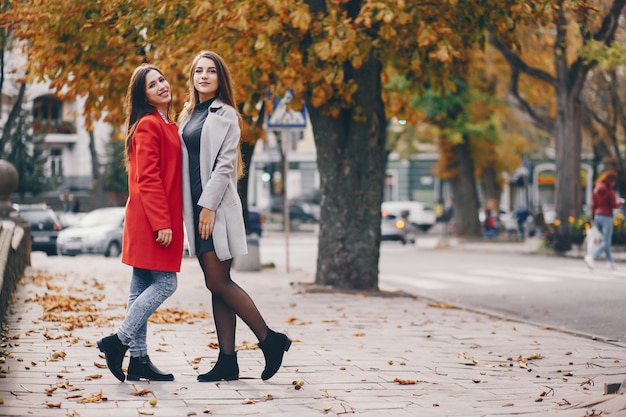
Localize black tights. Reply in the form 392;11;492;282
198;250;268;354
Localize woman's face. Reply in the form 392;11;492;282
144;69;171;112
194;57;219;103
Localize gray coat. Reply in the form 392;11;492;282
179;98;247;261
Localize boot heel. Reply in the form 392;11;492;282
126;374;140;381
284;338;292;352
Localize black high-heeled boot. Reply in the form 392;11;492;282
97;334;129;382
258;329;292;381
197;352;239;382
127;355;174;381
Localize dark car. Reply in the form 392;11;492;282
12;203;62;256
270;201;318;224
248;207;264;236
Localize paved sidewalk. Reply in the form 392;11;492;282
1;251;626;416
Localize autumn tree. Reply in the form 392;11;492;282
5;108;52;200
5;0;523;290
490;0;626;223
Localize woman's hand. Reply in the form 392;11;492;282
199;208;216;240
156;228;173;247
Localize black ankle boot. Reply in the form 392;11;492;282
197;352;239;382
97;334;129;382
258;329;292;381
127;355;174;381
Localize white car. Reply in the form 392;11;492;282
381;201;437;232
56;207;125;257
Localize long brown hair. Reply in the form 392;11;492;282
178;51;244;179
123;64;172;170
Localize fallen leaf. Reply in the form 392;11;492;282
428;302;457;309
138;411;154;416
131;389;153;396
94;362;107;369
84;374;102;381
394;378;416;385
45;386;57;395
149;397;157;407
77;390;103;403
46;402;62;408
50;351;67;360
242;398;258;404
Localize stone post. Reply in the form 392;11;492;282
0;159;19;219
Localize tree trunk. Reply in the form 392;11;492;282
451;136;482;237
238;140;255;234
0;83;26;159
481;166;500;209
554;84;583;222
310;54;386;291
88;129;106;207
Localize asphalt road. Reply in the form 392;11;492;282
259;230;626;346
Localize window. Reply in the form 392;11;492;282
49;148;63;177
33;96;61;121
33;96;76;134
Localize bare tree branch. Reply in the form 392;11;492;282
488;36;554;133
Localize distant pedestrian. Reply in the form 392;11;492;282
482;200;498;238
584;170;624;270
97;64;184;382
71;197;80;213
515;205;530;239
60;189;72;212
178;51;291;382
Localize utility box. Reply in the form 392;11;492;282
234;235;261;272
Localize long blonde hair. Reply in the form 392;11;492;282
179;51;244;179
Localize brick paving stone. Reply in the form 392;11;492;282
0;252;625;416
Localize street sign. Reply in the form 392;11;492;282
266;89;307;129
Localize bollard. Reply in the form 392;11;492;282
234;234;261;272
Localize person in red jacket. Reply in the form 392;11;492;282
585;170;624;270
97;64;183;382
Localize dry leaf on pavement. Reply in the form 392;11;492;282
131;389;152;396
77;390;104;403
394;378;416;385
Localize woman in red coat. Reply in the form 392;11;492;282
585;170;624;270
97;64;183;382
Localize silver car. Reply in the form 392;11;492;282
57;207;125;257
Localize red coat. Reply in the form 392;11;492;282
592;181;620;217
121;112;184;272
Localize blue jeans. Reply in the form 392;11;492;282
592;214;614;262
117;268;177;357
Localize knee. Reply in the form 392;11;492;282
203;274;228;294
159;275;178;298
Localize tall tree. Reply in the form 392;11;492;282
5;108;52;200
490;0;626;223
4;0;522;290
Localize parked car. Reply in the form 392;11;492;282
381;212;416;245
57;211;86;229
270;200;318;224
381;201;436;232
56;207;125;257
11;203;62;256
248;207;264;236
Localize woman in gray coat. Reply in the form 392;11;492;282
179;51;291;382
